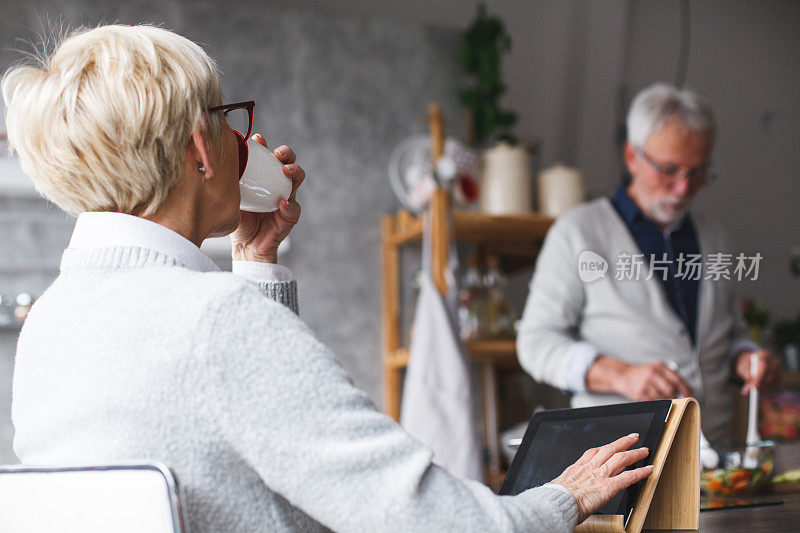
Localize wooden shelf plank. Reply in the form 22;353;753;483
388;340;521;370
388;210;554;247
388;216;424;246
466;339;521;369
452;211;554;243
386;347;410;369
465;339;516;356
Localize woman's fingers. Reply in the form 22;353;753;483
273;144;296;164
604;447;649;477
610;464;654;493
590;433;639;466
282;163;305;183
282;164;305;202
251;134;268;149
250;138;305;201
249;136;301;182
575;446;600;466
550;434;654;524
277;199;301;225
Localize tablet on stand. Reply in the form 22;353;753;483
500;398;700;533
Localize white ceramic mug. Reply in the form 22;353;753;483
239;137;292;213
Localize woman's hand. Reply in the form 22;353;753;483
231;135;305;263
548;433;654;523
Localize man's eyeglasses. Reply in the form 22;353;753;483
636;147;717;187
206;100;255;178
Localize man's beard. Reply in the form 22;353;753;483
649;196;689;226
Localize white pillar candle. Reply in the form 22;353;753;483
479;142;532;215
537;164;585;217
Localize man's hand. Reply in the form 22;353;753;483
735;350;780;394
586;356;693;401
549;433;653;523
231;135;305;263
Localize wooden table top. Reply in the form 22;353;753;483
690;491;800;532
653;442;800;532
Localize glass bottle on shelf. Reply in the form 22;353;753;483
458;254;486;341
484;255;516;339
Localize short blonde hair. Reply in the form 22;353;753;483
1;24;225;216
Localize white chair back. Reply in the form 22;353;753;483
0;463;186;533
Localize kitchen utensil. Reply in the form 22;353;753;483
745;353;762;468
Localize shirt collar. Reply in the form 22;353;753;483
611;184;644;225
611;184;690;234
68;212;221;273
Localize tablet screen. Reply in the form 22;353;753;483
499;401;671;521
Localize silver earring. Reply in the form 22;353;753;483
199;165;206;173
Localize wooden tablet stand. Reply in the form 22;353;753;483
576;398;700;533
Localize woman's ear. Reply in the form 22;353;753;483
188;129;214;179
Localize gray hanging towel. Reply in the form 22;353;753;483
400;213;482;481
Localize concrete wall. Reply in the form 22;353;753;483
0;0;463;463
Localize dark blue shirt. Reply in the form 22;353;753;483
610;185;700;345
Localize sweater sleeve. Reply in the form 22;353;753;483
230;260;299;314
198;287;578;532
517;217;591;391
256;280;298;314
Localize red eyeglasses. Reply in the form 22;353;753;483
206;100;255;179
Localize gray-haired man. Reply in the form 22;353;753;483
517;83;779;447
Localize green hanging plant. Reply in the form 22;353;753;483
456;3;518;147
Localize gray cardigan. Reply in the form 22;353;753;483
517;198;755;447
13;246;577;532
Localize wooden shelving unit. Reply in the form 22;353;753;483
385;340;520;373
381;186;554;483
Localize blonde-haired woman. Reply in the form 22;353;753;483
3;24;652;533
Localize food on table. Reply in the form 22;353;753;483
772;467;800;484
701;463;772;495
701;444;775;495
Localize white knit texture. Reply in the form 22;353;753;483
13;246;577;532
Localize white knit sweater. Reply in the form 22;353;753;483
13;245;577;532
